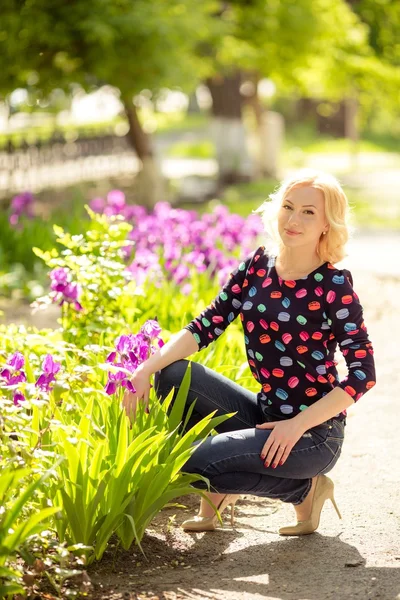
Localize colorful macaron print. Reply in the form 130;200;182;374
185;246;376;420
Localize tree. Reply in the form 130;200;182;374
2;1;397;201
201;0;375;179
283;0;400;148
0;0;216;205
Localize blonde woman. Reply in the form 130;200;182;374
123;169;376;535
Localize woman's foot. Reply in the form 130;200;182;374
278;475;342;536
294;476;318;521
181;493;241;531
197;492;226;519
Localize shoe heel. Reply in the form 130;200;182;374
230;502;236;526
330;494;342;520
217;495;239;527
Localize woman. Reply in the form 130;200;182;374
123;169;376;535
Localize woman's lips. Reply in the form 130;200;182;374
285;229;301;236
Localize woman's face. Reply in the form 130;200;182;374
277;185;328;252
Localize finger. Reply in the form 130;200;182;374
122;391;133;409
264;440;281;467
124;396;137;419
255;422;275;429
143;390;149;413
128;404;137;422
277;448;291;467
123;394;133;410
260;437;275;463
271;447;286;469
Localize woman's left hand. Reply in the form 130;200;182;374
256;419;306;468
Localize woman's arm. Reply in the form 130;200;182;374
292;386;354;431
256;385;355;468
256;268;376;467
184;246;265;350
122;329;198;418
140;328;199;376
256;388;354;467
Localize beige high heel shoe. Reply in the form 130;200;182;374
279;475;342;536
181;494;241;532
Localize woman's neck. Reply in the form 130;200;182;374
276;247;322;274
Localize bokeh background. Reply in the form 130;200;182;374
1;4;400;599
0;0;399;315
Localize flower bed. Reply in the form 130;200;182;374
0;192;262;598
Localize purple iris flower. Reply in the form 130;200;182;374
105;320;164;395
107;189;126;210
88;191;263;290
181;283;192;296
8;352;25;371
49;267;83;311
140;319;162;339
104;367;127;396
0;352;27;406
89;197;106;213
13;391;25;406
35;355;61;392
50;267;69;291
0;352;27;386
9;192;35;226
125;249;163;287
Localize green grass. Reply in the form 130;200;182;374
152;111;208;133
220;179;278;216
284;123;400;155
166;139;215;159
164;119;400;160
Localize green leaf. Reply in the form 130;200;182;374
168;361;191;432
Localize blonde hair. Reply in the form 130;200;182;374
254;169;352;264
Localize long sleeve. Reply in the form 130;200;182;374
325;268;376;401
184;246;265;351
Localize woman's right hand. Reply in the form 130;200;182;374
122;364;152;421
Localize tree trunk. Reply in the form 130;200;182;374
123;99;164;208
344;93;359;171
242;71;267;178
187;91;200;113
206;71;253;186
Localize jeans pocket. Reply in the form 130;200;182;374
308;424;330;444
317;439;342;475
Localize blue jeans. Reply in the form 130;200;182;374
154;360;345;505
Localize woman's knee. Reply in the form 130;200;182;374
154;359;190;400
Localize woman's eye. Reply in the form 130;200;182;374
304;210;314;215
283;204;292;210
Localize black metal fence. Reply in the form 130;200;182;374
0;133;137;198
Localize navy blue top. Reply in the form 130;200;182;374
185;246;376;421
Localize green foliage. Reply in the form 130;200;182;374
0;200;85;272
30;205;255;347
0;342;233;575
46;373;229;563
1;0;399;122
0;189;266;586
166;139;216;159
0;197;90;300
0;0;216;97
32;208;137;345
0;413;61;598
352;0;400;66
